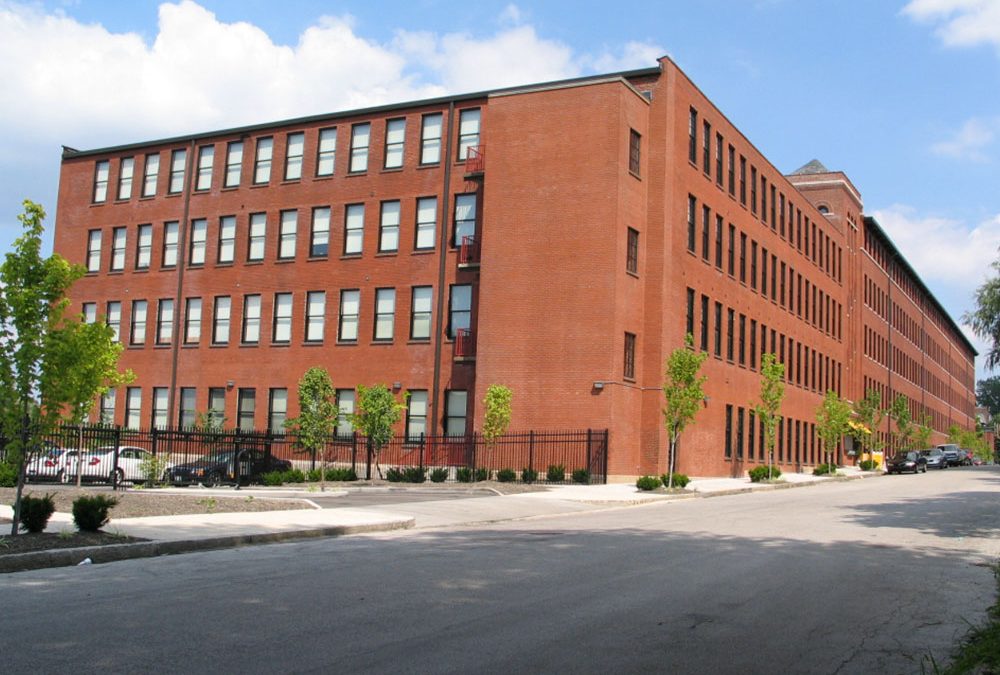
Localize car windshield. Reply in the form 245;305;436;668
195;451;234;463
892;453;914;461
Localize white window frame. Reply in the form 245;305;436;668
156;298;174;344
253;137;273;184
449;284;472;338
225;141;243;187
110;227;126;271
310;207;330;257
162;221;179;267
218;216;236;263
457;108;481;160
93;160;110;203
136;224;152;269
421;113;442;165
87;230;102;272
410;286;432;340
142;153;159;197
213;296;231;344
338;290;360;342
350;123;370;173
278;210;297;259
384;118;405;169
379;201;400;253
117;157;134;200
374;288;395;341
184;297;202;344
316;128;336;176
453;194;477;247
196;145;214;190
445;390;468;436
284;132;304;181
344;204;364;255
242;294;261;344
415;197;437;250
189;219;207;265
248;213;266;261
107;301;122;341
130;299;148;345
168;149;186;194
273;292;292;343
305;291;326;342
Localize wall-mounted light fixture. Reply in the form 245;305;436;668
392;381;402;391
226;380;235;390
593;381;605;390
703;395;711;408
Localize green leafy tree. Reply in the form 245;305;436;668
754;353;786;480
815;391;851;473
285;367;338;491
194;409;227;431
888;394;913;451
912;413;933;449
850;388;884;462
482;384;512;451
350;384;407;479
975;376;1000;419
966;262;1000;370
661;334;708;488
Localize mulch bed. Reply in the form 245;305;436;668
0;530;146;556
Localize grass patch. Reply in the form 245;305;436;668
937;562;1000;674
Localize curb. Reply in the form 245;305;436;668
0;517;415;574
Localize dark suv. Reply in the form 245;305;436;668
938;444;964;467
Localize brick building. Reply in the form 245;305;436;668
54;55;976;480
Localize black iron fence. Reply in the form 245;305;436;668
11;424;608;487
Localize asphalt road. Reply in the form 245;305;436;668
2;467;998;674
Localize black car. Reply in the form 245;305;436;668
165;448;292;486
886;451;927;474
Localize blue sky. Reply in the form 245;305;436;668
2;0;999;377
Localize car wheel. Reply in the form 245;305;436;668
110;468;125;485
202;471;223;488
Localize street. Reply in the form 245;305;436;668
2;467;999;674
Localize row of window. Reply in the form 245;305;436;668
85;194;478;274
685;287;843;395
92;109;482;204
82;285;473;347
723;404;835;466
861;376;972;450
98;386;470;439
863;326;964;411
686;195;843;341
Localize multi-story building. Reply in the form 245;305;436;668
54;55;976;480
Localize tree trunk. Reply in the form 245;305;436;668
10;413;30;536
76;424;84;487
667;429;677;489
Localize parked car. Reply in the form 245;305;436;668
165;448;291;486
920;448;948;470
63;446;162;484
886;451;927;474
937;444;963;467
958;448;974;465
24;444;69;482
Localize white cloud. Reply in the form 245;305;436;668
902;0;1000;50
931;117;999;161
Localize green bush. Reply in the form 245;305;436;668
748;465;781;483
429;467;448;483
456;467;473;483
326;467;358;481
19;493;56;533
307;468;321;482
474;467;490;482
282;469;306;483
0;462;17;488
660;473;690;489
859;459;877;471
261;471;285;486
636;475;662;491
402;467;426;483
496;468;517;483
385;467;405;482
72;495;118;532
521;468;538;484
812;463;838;476
572;469;590;484
546;464;566;482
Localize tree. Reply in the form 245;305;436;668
661;334;708;488
815;391;851;473
965;261;1000;370
887;394;912;452
850;388;884;462
482;384;512;452
976;376;1000;419
0;201;129;535
754;353;786;480
912;413;933;449
284;367;338;492
350;384;406;479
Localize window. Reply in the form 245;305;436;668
454;194;476;246
87;230;102;272
344;204;364;255
727;224;736;276
268;389;288;432
93;160;110;202
761;176;768;225
310;207;330;257
156;299;173;344
130;300;147;345
111;227;126;271
272;292;292;343
339;290;360;341
162;221;179;267
184;298;201;343
168;149;186;194
448;285;471;338
739;156;746;205
384;118;405;169
218;216;236;263
142;153;159;197
415;197;437;250
136;224;152;269
724;404;732;458
739;314;746;366
278;210;297;259
410;286;433;340
374;288;395;341
242;294;261;344
701;206;710;261
196;145;214;190
716;133;723;185
350;123;370;172
421;113;442;164
224;141;243;187
253;137;273;184
624;332;636;380
700;294;709;351
688;108;698;164
687;195;696;252
82;302;97;324
125;387;142;429
714;301;722;357
751;166;758;214
727;145;735;196
379;201;400;253
458;108;481;160
714;215;723;269
627;227;639;274
237;388;255;431
100;390;116;425
107;301;122;341
213;296;231;344
629;129;641;175
284;132;304;180
306;291;325;342
152;387;169;428
751;241;758;290
179;388;197;428
685;288;694;336
208;388;226;426
248;213;266;261
726;308;734;361
445;390;468;436
189;219;207;265
406;390;428;441
702;121;711;174
336;389;355;437
316;128;337;176
750;319;757;370
118;157;134;200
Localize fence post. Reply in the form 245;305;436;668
151;426;159;458
471;432;478;474
351;431;357;474
529;430;535;475
365;436;373;480
603;429;609;483
586;428;592;479
419;433;425;473
310;443;316;472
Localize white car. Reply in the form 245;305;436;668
63;446;163;484
25;446;69;482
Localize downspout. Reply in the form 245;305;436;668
430;102;457;434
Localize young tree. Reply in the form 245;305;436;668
912;413;933;449
887;394;912;452
815;391;851;473
350;384;406;479
850;388;884;461
661;334;708;488
482;384;512;454
975;376;1000;419
754;353;786;480
284;367;338;491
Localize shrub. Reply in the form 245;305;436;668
19;493;56;533
402;467;426;483
859;459;877;471
326;467;358;482
636;475;662;491
72;495;118;532
139;453;171;485
307;468;322;482
429;467;448;483
456;467;473;483
521;468;538;484
812;463;839;476
660;473;690;489
748;465;781;483
282;469;306;483
546;464;566;483
571;469;590;484
385;467;405;482
261;471;285;486
474;467;490;482
0;462;17;488
496;468;517;483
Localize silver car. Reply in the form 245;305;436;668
919;448;948;470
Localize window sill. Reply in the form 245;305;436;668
113;199;131;205
216;262;234;268
127;344;145;350
108;270;124;276
90;202;106;207
239;343;260;348
133;269;149;274
628;170;641;181
139;196;156;201
375;251;398;258
370;340;394;346
245;260;264;266
336;341;358;346
160;265;177;272
417;163;441;170
313;175;334;181
209;343;230;348
187;264;204;270
154;344;171;349
412;249;435;256
250;183;270;189
182;343;199;348
280;179;302;186
346;171;368;177
192;189;210;195
275;258;295;264
302;341;324;347
381;167;403;174
340;254;363;260
221;186;240;192
270;342;290;347
626;270;639;279
165;193;182;198
408;339;431;345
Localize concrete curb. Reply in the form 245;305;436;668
0;517;415;574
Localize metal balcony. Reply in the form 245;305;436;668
454;328;476;361
464;145;485;177
458;236;480;268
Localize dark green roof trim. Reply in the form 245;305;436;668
864;215;977;356
62;66;662;160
